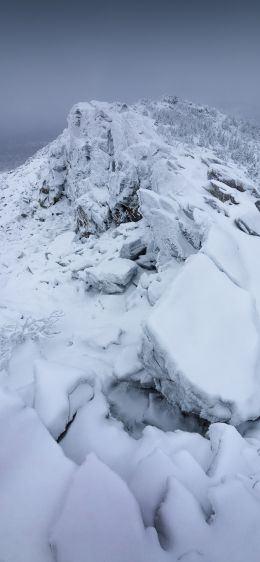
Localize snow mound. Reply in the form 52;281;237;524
51;453;164;562
34;359;94;439
0;389;74;562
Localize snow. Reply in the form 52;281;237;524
34;359;94;438
51;453;165;562
1;96;260;561
47;230;76;257
0;389;74;562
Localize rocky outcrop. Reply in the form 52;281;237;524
33;99;259;245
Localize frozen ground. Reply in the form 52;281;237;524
1;97;260;561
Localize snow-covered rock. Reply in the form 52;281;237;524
207;163;257;193
85;258;137;293
142;252;260;423
119;235;147;260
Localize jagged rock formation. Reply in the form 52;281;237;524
34;98;260;244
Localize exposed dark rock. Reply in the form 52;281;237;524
204;197;229;216
208;168;246;192
206;181;239;205
235;218;260;237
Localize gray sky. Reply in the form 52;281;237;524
0;0;260;139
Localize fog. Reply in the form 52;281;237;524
1;0;260;141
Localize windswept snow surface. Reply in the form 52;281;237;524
1;97;260;561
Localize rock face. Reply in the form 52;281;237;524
33;98;260;247
42;101;153;235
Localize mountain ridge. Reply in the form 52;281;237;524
1;96;260;561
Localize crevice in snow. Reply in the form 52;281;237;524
106;379;210;438
57;412;77;444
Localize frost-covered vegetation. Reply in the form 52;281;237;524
144;96;260;180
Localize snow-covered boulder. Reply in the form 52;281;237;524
85;258;137;293
119;235;147;260
140;188;205;263
142;252;260;423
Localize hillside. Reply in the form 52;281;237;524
1;97;260;561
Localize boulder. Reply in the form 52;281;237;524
85;258;137;293
142;253;260;424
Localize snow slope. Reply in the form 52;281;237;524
1;97;260;561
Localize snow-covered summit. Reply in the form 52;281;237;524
43;97;260;231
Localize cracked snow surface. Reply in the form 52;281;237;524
1;97;260;561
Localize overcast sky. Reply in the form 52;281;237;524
1;0;260;139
